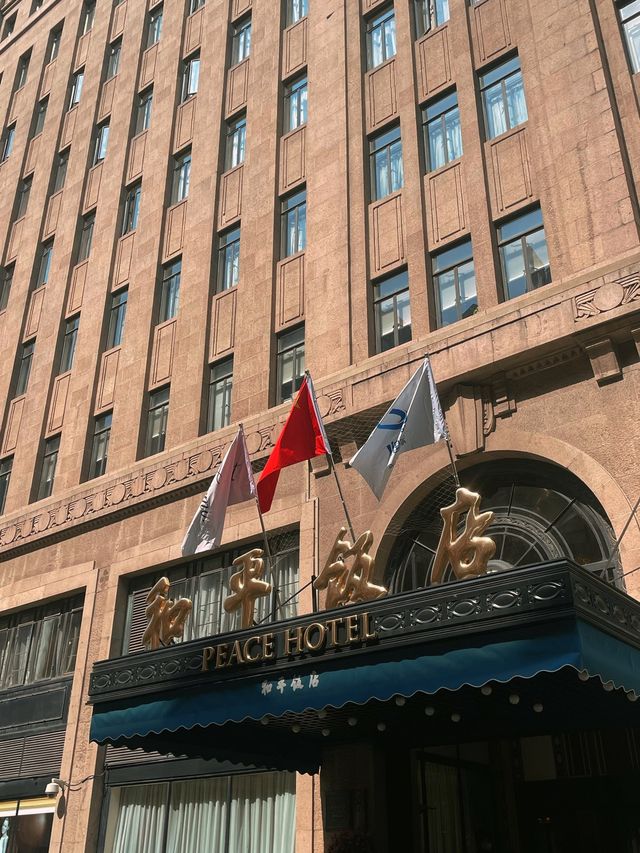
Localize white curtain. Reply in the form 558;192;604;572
424;763;463;853
227;773;296;853
165;777;228;853
110;783;168;853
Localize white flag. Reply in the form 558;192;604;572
349;358;447;499
181;426;256;556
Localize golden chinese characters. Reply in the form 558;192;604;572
431;488;496;584
313;527;387;609
223;548;272;629
142;577;193;651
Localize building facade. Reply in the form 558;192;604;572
1;0;640;850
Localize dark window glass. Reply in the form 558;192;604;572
136;89;153;133
284;76;307;132
1;125;15;161
181;55;200;101
82;0;95;34
225;115;246;169
620;1;640;72
107;289;127;348
36;241;54;287
0;457;12;514
77;214;95;262
48;26;63;62
53;151;68;191
217;227;240;292
374;270;412;352
16;177;32;218
159;260;181;322
31;0;44;14
93;123;109;164
480;56;527;140
189;0;204;12
432;239;477;327
122;184;141;234
414;0;449;35
232;18;251;63
172;152;191;202
287;0;308;25
69;70;84;107
0;266;13;311
145;387;169;456
3;15;16;40
370;125;403;200
16;55;30;89
59;316;79;373
106;39;121;79
276;325;305;404
38;435;60;500
366;7;396;69
89;413;111;478
207;359;233;432
34;97;48;134
281;190;306;257
147;6;162;47
16;342;34;396
498;206;551;300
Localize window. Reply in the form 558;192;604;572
284;75;307;132
366;7;396;69
217;227;240;292
287;0;307;25
432;239;477;327
36;241;54;287
189;0;204;12
0;266;13;311
225;115;246;169
78;213;95;262
181;54;200;101
92;122;109;164
136;88;153;133
34;98;48;135
145;387;169;456
281;190;306;257
207;358;233;432
370;125;403;200
16;55;30;89
106;39;121;79
480;56;527;140
171;151;191;202
1;125;15;162
0;595;83;689
53;151;68;191
232;17;251;64
2;15;16;40
374;269;411;352
107;289;127;348
59;316;79;373
38;436;60;500
619;1;640;72
16;177;32;219
48;26;62;62
122;183;141;234
88;413;111;478
498;206;551;300
159;260;180;322
423;90;462;171
147;6;162;47
276;325;305;403
16;342;34;396
81;0;95;35
0;458;11;514
31;0;44;15
414;0;449;34
69;70;84;108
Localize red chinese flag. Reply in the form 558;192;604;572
257;375;330;512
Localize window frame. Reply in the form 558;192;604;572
145;386;170;457
0;457;12;515
36;241;54;287
48;26;62;62
276;324;305;404
207;358;233;433
171;152;191;203
284;75;308;133
432;239;477;328
34;97;48;135
1;125;16;162
232;17;251;64
414;0;449;36
92;122;109;165
217;227;240;292
280;190;307;258
122;184;141;235
181;54;200;102
106;39;121;79
479;55;527;141
0;266;13;312
88;413;112;479
77;213;95;263
225;114;246;170
369;124;403;201
497;205;551;301
619;0;640;73
136;88;153;134
159;260;181;323
16;177;32;219
37;435;60;500
373;269;412;353
423;90;462;172
69;70;84;108
59;315;79;374
147;6;163;47
16;341;35;397
366;6;396;70
106;289;128;349
287;0;308;26
53;151;68;192
81;0;95;35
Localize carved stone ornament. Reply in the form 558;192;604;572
574;273;640;321
431;488;496;584
142;577;193;651
314;527;388;609
224;548;272;629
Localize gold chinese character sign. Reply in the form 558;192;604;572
224;548;272;629
142;577;193;651
314;527;387;609
431;488;496;584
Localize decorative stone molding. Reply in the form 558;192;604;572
506;347;582;380
574;274;640;321
584;338;622;385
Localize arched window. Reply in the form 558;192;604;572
385;459;618;593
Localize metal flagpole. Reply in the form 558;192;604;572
605;493;640;575
444;433;461;488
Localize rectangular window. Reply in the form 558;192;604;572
620;0;640;73
498;205;551;300
171;152;191;203
189;0;204;11
77;213;95;262
2;15;16;40
31;0;44;15
217;227;240;292
370;125;403;200
38;436;60;500
136;89;153;133
16;177;32;219
122;184;141;234
159;260;181;322
284;75;307;132
232;17;251;63
225;115;246;169
16;342;34;396
89;413;111;478
0;595;83;689
106;39;121;79
48;25;62;62
181;54;200;101
366;7;396;69
374;269;412;353
1;125;15;162
0;457;11;514
432;239;477;327
147;6;162;47
414;0;449;35
16;54;30;89
423;90;462;171
81;0;95;34
207;358;233;432
92;122;109;165
36;241;54;287
281;190;306;257
59;316;79;373
0;266;13;311
145;387;170;456
287;0;308;25
480;55;527;140
69;70;84;108
107;289;127;348
34;97;48;135
276;325;305;404
53;151;68;191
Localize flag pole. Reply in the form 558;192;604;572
444;432;461;488
329;454;356;542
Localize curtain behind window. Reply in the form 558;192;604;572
228;773;296;853
165;777;228;853
111;783;168;853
